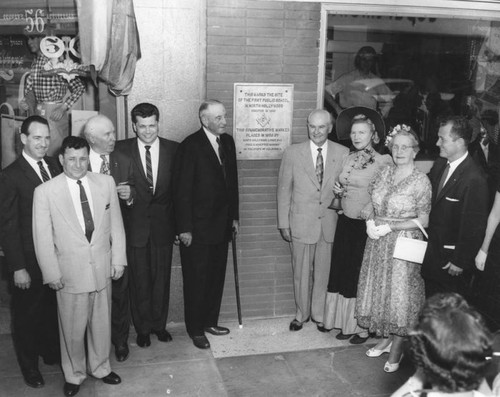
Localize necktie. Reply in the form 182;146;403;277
216;137;226;180
100;154;110;175
77;180;94;242
145;145;154;192
437;162;450;195
37;161;50;182
316;148;324;185
216;137;225;165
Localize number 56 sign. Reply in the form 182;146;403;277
24;9;46;34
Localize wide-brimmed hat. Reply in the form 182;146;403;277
335;106;385;142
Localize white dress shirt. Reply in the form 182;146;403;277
204;127;223;164
89;148;109;174
444;151;468;186
309;140;328;167
22;151;52;182
66;175;94;234
137;137;159;191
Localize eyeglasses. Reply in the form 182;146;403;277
391;145;415;152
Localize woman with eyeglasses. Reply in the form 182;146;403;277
322;106;392;343
355;124;432;372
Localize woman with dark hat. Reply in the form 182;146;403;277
322;106;392;343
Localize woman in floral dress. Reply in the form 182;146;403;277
355;125;432;372
322;106;392;343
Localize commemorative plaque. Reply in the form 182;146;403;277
233;83;293;160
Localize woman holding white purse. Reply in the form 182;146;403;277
355;125;432;373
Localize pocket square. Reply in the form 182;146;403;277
445;197;459;202
443;245;456;250
105;203;110;210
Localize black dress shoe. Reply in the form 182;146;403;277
115;343;129;362
101;371;121;385
349;334;369;345
152;329;173;342
204;326;230;336
136;333;151;347
63;382;80;396
335;332;354;340
42;355;60;366
289;319;304;331
317;323;331;333
23;369;44;388
192;335;210;349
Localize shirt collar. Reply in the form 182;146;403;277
310;140;328;152
137;137;159;150
22;150;45;168
203;126;220;145
448;151;468;168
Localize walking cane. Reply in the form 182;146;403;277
232;229;243;328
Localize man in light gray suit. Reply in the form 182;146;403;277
277;109;348;332
33;136;126;397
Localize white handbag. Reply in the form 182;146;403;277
392;219;428;264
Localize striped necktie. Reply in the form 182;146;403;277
145;145;154;192
77;180;94;242
37;161;50;182
316;148;323;185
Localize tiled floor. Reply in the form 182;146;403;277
0;318;413;397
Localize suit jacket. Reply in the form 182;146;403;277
88;150;136;211
173;128;239;244
33;172;126;294
469;137;500;205
277;140;349;244
0;155;61;280
421;155;489;283
114;137;178;248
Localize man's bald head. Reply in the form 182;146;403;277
83;114;116;155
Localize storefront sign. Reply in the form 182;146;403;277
0;8;78;33
233;83;293;160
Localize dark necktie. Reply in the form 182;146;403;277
316;148;323;185
216;137;226;180
437;162;450;195
216;137;225;165
145;145;154;191
100;154;110;175
77;180;94;242
37;160;50;182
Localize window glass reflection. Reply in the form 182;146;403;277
325;15;500;158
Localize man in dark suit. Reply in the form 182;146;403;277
83;114;134;362
468;111;500;207
422;116;489;297
114;103;178;348
174;99;239;349
0;115;61;388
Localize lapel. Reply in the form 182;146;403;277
18;156;44;186
53;175;88;241
302;141;321;189
45;156;61;178
88;173;106;237
435;156;468;203
322;141;337;187
156;138;167;190
199;130;225;178
131;138;147;182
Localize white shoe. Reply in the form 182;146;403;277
384;355;403;373
366;342;392;357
